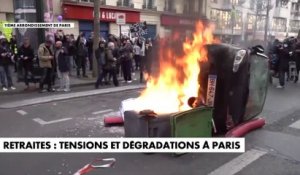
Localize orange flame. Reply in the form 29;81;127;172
133;21;218;114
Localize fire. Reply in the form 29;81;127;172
131;21;218;114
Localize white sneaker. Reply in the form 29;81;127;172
127;80;132;83
57;88;64;92
2;87;8;91
63;89;71;92
276;85;284;89
10;86;16;90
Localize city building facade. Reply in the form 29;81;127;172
207;0;300;43
55;0;207;39
0;0;14;21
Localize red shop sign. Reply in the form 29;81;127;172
161;14;196;27
62;4;140;23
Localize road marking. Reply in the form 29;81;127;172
88;111;120;121
16;110;27;116
208;149;267;175
289;119;300;129
0;85;145;109
92;109;113;115
33;118;72;125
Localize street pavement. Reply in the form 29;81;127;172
0;80;300;174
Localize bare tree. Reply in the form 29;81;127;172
252;0;268;39
93;0;100;77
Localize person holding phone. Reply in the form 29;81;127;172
18;37;34;90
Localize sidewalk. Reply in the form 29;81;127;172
0;68;141;95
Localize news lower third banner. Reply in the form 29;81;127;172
2;23;74;29
0;138;245;153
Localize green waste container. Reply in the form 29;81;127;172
171;107;213;138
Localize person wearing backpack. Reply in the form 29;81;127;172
95;40;107;88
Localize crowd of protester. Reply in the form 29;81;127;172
4;28;299;94
268;36;300;88
0;30;153;93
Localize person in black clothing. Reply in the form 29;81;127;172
10;35;18;72
95;40;107;88
63;34;76;75
86;32;94;71
0;38;16;91
277;41;291;88
18;37;34;90
293;39;300;83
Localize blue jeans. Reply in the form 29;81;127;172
0;66;5;87
0;65;13;88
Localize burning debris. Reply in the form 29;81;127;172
73;158;116;175
120;20;269;137
123;21;218;114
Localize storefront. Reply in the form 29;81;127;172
160;14;199;38
62;3;140;39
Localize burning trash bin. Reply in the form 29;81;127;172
122;43;268;138
121;21;268;138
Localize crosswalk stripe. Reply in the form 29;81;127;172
208;149;267;175
289;119;300;129
16;110;27;116
92;109;114;115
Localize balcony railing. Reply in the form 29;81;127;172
63;0;106;5
142;3;157;11
164;7;176;13
117;0;134;8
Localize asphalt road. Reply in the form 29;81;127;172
0;82;300;175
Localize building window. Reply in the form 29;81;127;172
15;0;35;9
210;9;242;30
291;2;299;11
143;0;156;9
165;0;175;12
211;0;218;3
117;0;133;7
224;0;239;6
289;20;300;33
275;0;288;8
272;17;287;32
247;14;266;31
123;0;131;6
184;0;197;14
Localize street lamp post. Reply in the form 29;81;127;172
93;0;100;77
